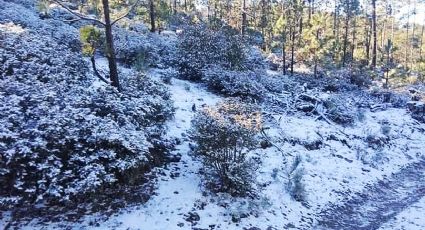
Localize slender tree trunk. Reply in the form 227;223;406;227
333;0;338;38
102;0;120;90
364;15;370;62
342;0;350;67
241;0;247;35
283;43;287;75
149;0;156;32
371;0;377;67
333;0;340;61
380;18;386;63
173;0;177;14
405;0;411;67
410;1;416;67
282;1;286;75
291;24;295;75
308;0;312;24
385;39;391;88
314;29;319;77
420;22;425;59
298;0;304;45
351;16;356;62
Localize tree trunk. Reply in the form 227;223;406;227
173;0;177;14
149;0;156;32
385;39;391;88
283;43;286;75
371;0;377;68
298;0;304;45
241;0;247;35
333;0;340;61
282;0;286;75
102;0;120;90
291;24;295;75
365;15;372;62
380;18;386;63
410;1;416;67
420;22;425;59
405;0;411;67
342;0;350;67
351;16;356;62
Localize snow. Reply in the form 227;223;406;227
16;67;425;229
379;193;425;230
2;1;425;228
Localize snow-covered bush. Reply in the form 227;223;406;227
176;25;247;81
323;96;356;125
243;46;267;71
113;27;177;68
0;23;173;208
155;68;178;84
202;66;267;100
190;99;262;196
0;0;81;52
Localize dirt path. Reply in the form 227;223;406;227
315;157;425;230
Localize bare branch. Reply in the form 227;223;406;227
90;56;110;84
111;0;140;25
51;0;106;26
62;18;80;23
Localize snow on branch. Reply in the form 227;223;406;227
51;0;106;26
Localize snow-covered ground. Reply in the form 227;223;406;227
13;61;425;229
379;196;425;230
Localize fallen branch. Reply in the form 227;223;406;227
261;128;293;157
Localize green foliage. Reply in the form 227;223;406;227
79;25;102;56
190;99;262;196
299;13;335;73
36;0;49;16
156;0;172;27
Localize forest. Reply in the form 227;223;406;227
1;0;425;229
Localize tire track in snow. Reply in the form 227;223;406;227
315;157;425;230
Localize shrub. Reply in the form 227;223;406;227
176;25;247;81
190;99;262;196
202;66;267;100
0;0;81;52
323;95;356;125
112;27;177;68
0;23;173;208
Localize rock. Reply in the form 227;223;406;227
297;103;315;112
407;101;425;122
303;140;322;150
370;103;392;112
245;227;261;230
167;153;182;163
231;214;240;223
260;140;272;149
184;212;200;223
